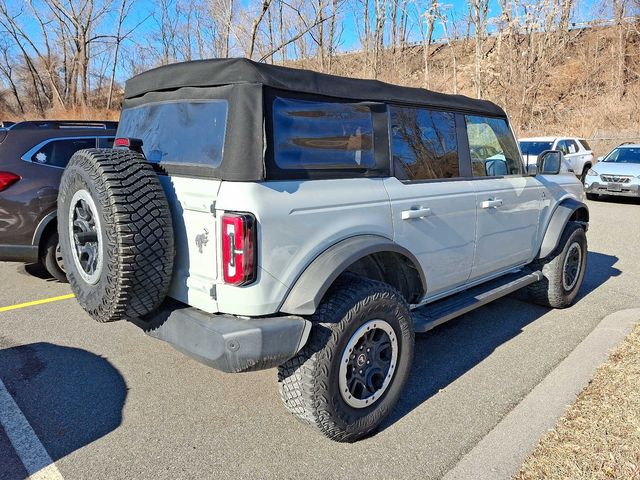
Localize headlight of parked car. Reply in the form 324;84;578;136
587;169;598;176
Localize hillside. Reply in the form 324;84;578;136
3;23;639;157
291;23;640;156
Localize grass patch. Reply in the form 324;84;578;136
516;324;640;479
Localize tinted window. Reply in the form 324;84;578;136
31;138;96;168
98;137;114;148
390;106;458;180
116;100;227;167
556;140;569;155
578;139;591;151
519;141;553;156
272;98;374;169
465;116;523;177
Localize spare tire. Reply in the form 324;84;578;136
58;149;174;322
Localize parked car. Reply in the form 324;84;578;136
584;143;640;200
519;136;594;181
58;59;588;442
0;120;117;281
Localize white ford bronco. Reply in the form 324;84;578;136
58;59;588;442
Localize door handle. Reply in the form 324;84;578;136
401;207;432;220
481;199;503;209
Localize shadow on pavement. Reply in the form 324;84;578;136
0;341;126;470
380;250;620;433
21;263;57;282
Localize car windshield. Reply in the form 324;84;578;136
519;141;553;156
602;147;640;164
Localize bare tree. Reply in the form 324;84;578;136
469;0;489;98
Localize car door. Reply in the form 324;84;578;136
384;106;477;298
464;114;542;280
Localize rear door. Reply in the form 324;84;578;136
384;106;477;298
116;100;228;313
464;115;542;280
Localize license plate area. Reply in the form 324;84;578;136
607;182;623;192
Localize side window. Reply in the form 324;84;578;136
556;140;569;155
465;116;523;177
389;106;459;181
272;97;375;170
98;137;115;148
566;139;579;154
30;138;96;168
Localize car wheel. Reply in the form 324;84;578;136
580;166;590;184
277;274;414;442
40;232;68;283
58;148;174;322
526;222;587;308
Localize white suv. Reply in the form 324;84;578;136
520;136;594;182
57;59;589;442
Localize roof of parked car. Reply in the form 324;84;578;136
124;58;506;117
519;137;557;142
2;120;118;131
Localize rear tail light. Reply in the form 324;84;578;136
221;212;256;286
114;137;144;152
0;172;20;191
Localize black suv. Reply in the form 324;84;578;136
0;120;117;281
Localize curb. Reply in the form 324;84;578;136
443;308;640;480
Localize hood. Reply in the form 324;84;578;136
593;162;640;176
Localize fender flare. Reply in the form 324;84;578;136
537;198;589;259
32;210;57;248
279;235;427;316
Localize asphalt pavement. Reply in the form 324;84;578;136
0;197;639;480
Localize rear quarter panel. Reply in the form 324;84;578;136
214;178;393;316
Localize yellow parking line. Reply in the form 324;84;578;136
0;293;75;313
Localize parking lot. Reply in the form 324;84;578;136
0;197;638;480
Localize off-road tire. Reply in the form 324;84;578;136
58;149;174;322
526;222;587;308
586;192;599;201
277;274;414;442
40;232;67;283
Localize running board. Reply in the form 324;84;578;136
412;271;543;333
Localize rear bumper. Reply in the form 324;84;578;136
585;182;640;197
133;303;311;373
0;244;38;263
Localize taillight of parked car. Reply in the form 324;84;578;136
0;172;20;191
221;212;257;286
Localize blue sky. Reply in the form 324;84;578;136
123;0;606;46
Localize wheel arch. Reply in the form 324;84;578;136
537;198;589;259
32;210;57;254
279;235;427;315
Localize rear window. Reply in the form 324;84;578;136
272;98;375;170
30;137;96;168
116;100;227;167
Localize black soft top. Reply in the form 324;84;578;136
124;58;505;116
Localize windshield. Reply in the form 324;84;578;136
602;147;640;164
519;141;553;156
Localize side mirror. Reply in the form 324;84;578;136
527;164;538;176
537;149;563;175
597;156;603;162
